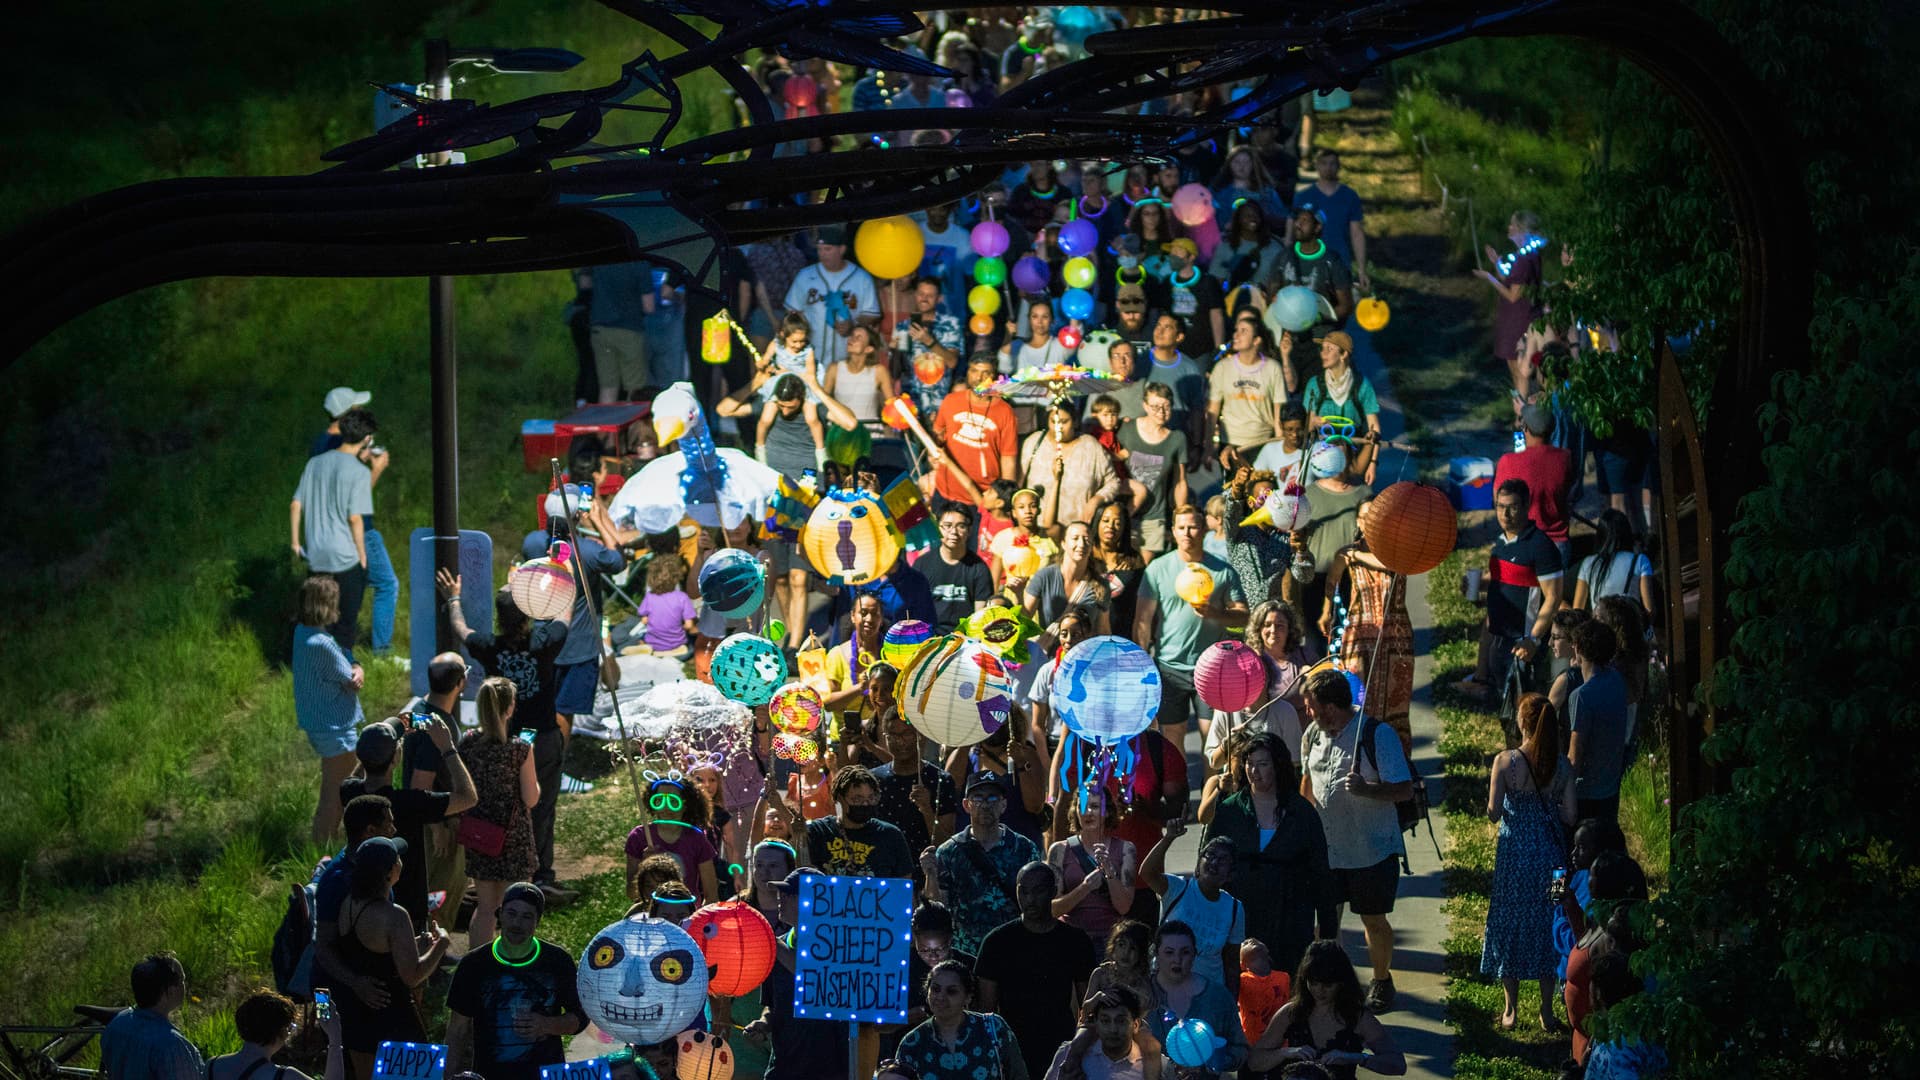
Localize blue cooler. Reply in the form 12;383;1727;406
1449;456;1495;511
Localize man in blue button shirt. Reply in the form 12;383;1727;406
100;954;202;1080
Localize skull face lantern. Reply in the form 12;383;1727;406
577;916;711;1045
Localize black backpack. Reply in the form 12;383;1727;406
270;879;318;1001
1356;715;1440;871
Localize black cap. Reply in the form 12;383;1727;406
503;881;547;915
966;770;1010;796
772;868;810;894
354;720;402;765
353;836;408;875
816;225;849;246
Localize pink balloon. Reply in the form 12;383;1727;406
970;221;1010;258
1172;183;1215;227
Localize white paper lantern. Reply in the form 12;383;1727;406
577;916;710;1046
675;1029;735;1080
507;558;576;621
897;634;1015;747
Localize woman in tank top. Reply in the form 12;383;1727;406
823;324;894;423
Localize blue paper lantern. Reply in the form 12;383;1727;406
710;633;787;706
1050;635;1159;744
1267;285;1328;333
1058;218;1099;257
698;548;766;619
1165;1018;1224;1068
1060;287;1095;322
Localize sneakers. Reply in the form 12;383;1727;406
560;774;595;794
1366;976;1397;1013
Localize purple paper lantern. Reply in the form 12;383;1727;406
946;87;973;109
1012;255;1051;294
1058;218;1099;257
970;221;1010;258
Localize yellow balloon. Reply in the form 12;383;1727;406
1062;257;1096;290
854;215;927;280
1175;561;1216;606
1355;297;1391;332
968;284;1003;316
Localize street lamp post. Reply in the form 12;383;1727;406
421;38;582;650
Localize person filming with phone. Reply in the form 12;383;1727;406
339;713;477;931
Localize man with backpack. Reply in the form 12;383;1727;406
1300;667;1413;1012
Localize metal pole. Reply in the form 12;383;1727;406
427;39;460;651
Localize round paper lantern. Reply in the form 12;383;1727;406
577;916;710;1045
709;633;787;706
1076;329;1118;368
970;221;1009;258
897;634;1014;747
1360;481;1458;577
1195;640;1267;713
824;421;872;467
507;559;576;621
967;313;995;336
972;255;1007;286
696;548;765;619
773;731;819;764
780;74;818;110
1171;183;1216;227
1050;636;1161;744
1355;296;1391;332
1062;256;1096;289
676;1030;734;1080
854;216;925;281
1060;287;1095;321
944;87;973;109
967;284;1002;316
1011;256;1051;294
685;900;777;997
1267;285;1325;333
1174;561;1215;607
1054;5;1103;49
1058;219;1098;257
913;353;948;385
769;682;823;735
801;488;901;586
1306;439;1348;480
1057;326;1083;350
882;620;935;669
1165;1018;1225;1068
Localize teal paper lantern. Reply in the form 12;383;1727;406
698;548;766;619
710;633;787;706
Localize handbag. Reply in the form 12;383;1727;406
456;813;506;857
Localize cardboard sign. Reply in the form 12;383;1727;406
373;1042;446;1080
540;1058;614;1080
791;873;913;1023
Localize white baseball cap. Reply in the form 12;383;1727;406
324;386;372;418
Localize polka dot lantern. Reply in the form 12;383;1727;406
675;1029;734;1080
709;633;787;706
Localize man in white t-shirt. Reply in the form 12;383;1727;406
783;225;880;364
1301;666;1413;1012
1139;820;1245;988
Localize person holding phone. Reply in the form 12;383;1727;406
205;991;345;1080
339;716;477;931
458;678;541;945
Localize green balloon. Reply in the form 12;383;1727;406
972;256;1008;287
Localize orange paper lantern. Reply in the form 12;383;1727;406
685;900;778;997
969;313;996;336
1360;481;1458;576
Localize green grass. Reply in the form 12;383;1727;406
0;0;727;1036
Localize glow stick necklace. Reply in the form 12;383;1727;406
1496;235;1548;277
491;937;541;968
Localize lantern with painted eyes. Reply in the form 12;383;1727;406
675;1029;735;1080
897;634;1014;748
577;916;710;1045
800;489;901;586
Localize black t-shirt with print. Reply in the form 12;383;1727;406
464;621;569;733
869;760;960;861
445;938;584;1080
805;816;916;879
1150;271;1226;357
917;551;996;632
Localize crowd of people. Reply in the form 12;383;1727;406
143;9;1679;1080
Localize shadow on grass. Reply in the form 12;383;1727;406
232;553;303;670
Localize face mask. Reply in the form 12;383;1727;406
844;803;879;825
1119;255;1140;271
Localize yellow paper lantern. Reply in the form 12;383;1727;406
701;314;732;365
1355;297;1390;332
801;489;901;586
854;216;926;280
675;1029;735;1080
1174;561;1216;607
968;284;1002;316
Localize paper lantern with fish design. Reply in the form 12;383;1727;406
800;489;900;586
897;634;1014;747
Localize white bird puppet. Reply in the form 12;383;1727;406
607;382;783;535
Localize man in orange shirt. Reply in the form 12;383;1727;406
930;353;1018;512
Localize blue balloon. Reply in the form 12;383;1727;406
697;547;766;619
1054;6;1103;50
1060;287;1095;322
709;633;787;706
1050;636;1159;744
1166;1018;1224;1068
1058;219;1099;257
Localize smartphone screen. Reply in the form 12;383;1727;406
517;730;536;745
412;712;433;730
315;989;333;1021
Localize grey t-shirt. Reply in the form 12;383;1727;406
293;451;374;573
1119;423;1190;528
763;405;823;479
1569;666;1630;799
1304;716;1411;869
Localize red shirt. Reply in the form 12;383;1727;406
933;389;1018;502
1494;444;1573;543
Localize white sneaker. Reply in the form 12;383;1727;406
560;774;595;794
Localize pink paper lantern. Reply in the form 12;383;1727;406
1194;640;1267;713
507;559;576;621
1171;183;1216;227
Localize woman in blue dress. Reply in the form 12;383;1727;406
1480;692;1577;1032
895;961;1026;1080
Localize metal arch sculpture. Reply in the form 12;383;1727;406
2;0;1813;810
